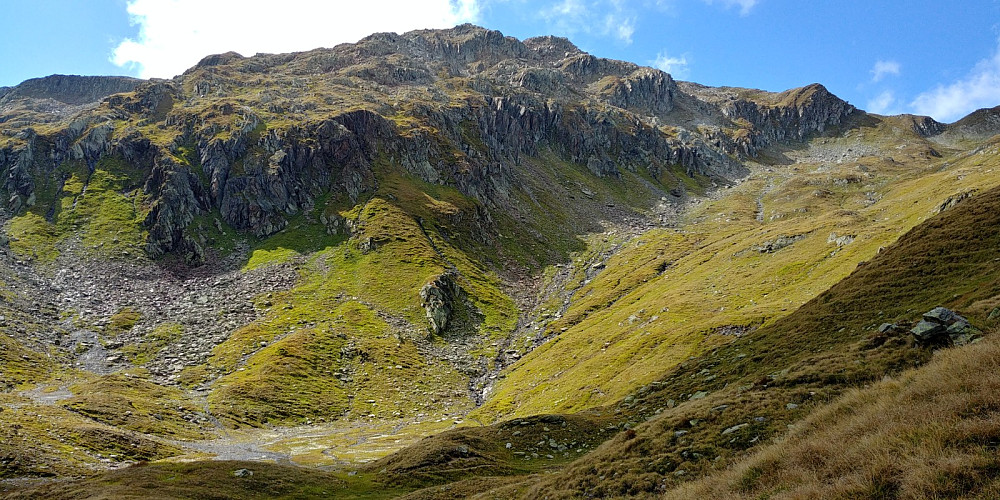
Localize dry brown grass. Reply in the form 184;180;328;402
666;333;1000;500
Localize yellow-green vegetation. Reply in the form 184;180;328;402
0;332;53;390
106;307;141;336
367;413;615;489
474;120;1000;424
7;156;148;264
4;28;1000;500
120;323;183;364
207;299;473;428
55;164;148;256
6;212;60;263
0;460;411;500
666;332;1000;499
62;371;210;439
199;175;522;426
242;216;343;270
0;391;183;478
485;173;1000;498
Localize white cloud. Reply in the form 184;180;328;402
870;60;901;82
702;0;758;16
111;0;480;79
866;90;898;115
652;51;689;78
911;41;1000;122
539;0;636;44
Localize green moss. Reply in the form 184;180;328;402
243;216;345;271
106;307;141;336
207;301;470;427
63;371;209;440
57;167;148;257
3;460;411;499
7;212;60;263
8;156;149;264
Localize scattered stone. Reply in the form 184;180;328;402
923;307;955;324
232;468;253;477
753;234;805;253
721;423;749;435
827;232;856;246
911;320;947;342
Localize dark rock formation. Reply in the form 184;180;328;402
936;190;976;214
910;306;981;345
420;272;462;335
0;25;895;262
719;84;856;156
1;75;141;106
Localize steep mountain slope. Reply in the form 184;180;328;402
10;126;1000;500
0;23;999;499
392;148;1000;499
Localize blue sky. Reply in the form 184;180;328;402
2;0;999;122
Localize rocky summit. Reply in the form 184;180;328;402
1;24;1000;499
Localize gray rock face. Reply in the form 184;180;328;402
697;83;857;157
1;75;141;106
754;234;805;253
420;272;461;336
936;191;976;214
0;25;879;263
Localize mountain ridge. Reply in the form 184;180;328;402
0;23;999;499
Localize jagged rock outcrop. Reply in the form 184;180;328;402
143;155;211;260
0;25;904;262
718;84;856;156
420;272;462;335
206;110;384;237
903;114;945;136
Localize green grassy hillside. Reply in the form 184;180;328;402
1;25;999;500
473;117;1000;424
471;149;1000;498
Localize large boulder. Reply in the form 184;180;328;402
910;307;981;345
420;271;461;336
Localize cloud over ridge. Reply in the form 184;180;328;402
112;0;479;79
911;40;1000;122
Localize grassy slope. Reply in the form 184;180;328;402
473;120;1000;423
481;153;1000;498
0;390;185;478
193;144;680;430
6;155;148;264
666;332;1000;499
0;460;410;500
2;51;997;497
